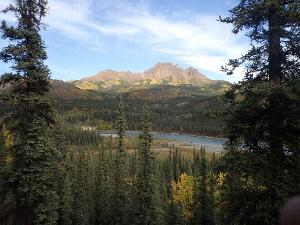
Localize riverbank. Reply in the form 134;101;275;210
98;130;226;152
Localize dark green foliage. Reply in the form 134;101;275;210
134;105;162;225
2;1;298;224
111;96;130;225
94;142;114;225
165;197;182;225
219;1;300;224
0;0;62;224
54;94;224;137
192;148;214;225
71;149;92;225
57;153;74;225
116;96;127;153
63;126;100;146
220;0;300;79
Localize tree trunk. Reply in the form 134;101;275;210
268;1;283;216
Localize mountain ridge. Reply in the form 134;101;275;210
70;63;228;92
0;80;102;101
0;63;230;101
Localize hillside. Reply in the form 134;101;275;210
50;80;102;100
0;80;102;101
125;82;229;101
70;63;230;93
1;63;230;101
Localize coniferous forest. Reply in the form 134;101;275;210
0;1;299;225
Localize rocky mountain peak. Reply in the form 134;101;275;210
144;63;209;81
72;62;213;90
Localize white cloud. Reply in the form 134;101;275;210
46;0;91;39
45;0;247;81
0;0;248;82
106;5;247;81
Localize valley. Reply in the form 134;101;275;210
0;63;227;141
49;63;228;138
0;63;227;153
1;0;299;224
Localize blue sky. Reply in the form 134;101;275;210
0;0;248;82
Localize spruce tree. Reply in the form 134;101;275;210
95;142;114;225
192;148;214;225
72;149;90;225
172;148;181;182
134;105;162;225
0;0;61;224
219;0;300;224
52;125;74;225
112;95;130;225
57;153;74;225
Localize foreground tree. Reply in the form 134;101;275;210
134;105;162;225
172;172;198;223
0;0;61;224
192;148;214;225
219;0;300;224
112;95;130;225
72;149;91;225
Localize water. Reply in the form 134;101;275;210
98;130;226;151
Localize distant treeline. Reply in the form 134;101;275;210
57;95;224;137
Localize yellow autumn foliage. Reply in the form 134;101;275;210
171;173;199;220
0;125;14;165
217;172;226;188
240;174;267;191
2;125;13;148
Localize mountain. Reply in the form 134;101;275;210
1;63;230;101
125;81;230;101
143;63;210;85
50;80;102;100
0;80;102;101
70;63;229;93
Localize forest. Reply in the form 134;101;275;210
0;1;299;225
57;94;224;137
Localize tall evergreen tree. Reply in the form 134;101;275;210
192;148;214;225
72;149;90;225
0;0;62;224
219;0;300;224
95;144;113;225
57;151;74;225
112;95;130;225
134;105;162;225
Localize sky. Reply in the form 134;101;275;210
0;0;249;82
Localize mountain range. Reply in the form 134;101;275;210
69;63;230;94
1;63;230;101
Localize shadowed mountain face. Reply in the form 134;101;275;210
70;63;225;92
0;80;102;101
50;80;102;100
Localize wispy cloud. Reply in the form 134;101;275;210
46;0;93;39
45;0;247;81
46;0;139;40
0;0;247;82
116;12;247;81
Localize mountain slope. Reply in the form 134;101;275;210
125;82;229;101
0;80;102;101
50;80;102;100
70;63;228;92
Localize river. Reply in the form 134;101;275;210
98;130;226;152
